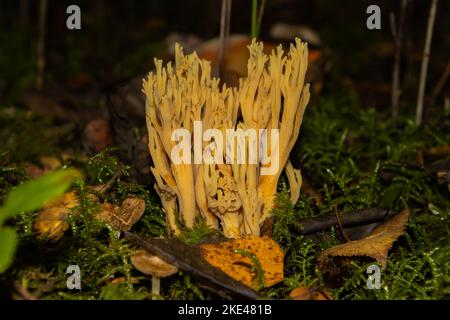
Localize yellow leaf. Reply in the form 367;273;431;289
34;191;79;241
34;207;70;241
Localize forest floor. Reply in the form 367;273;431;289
1;84;449;299
1;1;450;297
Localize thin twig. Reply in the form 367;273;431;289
98;164;123;193
335;206;351;242
416;0;439;126
217;0;231;79
431;60;450;100
391;0;408;127
36;0;48;92
256;0;266;38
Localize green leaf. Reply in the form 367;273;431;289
0;227;18;273
0;169;80;225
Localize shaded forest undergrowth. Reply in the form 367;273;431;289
0;91;449;300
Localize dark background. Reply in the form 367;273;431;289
0;0;449;108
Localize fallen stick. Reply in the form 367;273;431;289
291;208;397;235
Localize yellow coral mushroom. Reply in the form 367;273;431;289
143;38;309;237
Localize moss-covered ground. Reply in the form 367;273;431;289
1;87;448;299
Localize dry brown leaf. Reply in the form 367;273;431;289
110;277;140;285
318;209;410;269
201;236;284;290
120;198;146;227
34;192;146;240
289;286;332;300
96;197;145;231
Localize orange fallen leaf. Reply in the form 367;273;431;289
34;191;79;241
318;209;410;269
425;145;450;157
33;207;71;241
110;276;140;285
289;286;332;300
201;236;284;290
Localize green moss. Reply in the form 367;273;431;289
85;148;129;185
168;273;205;300
269;92;450;300
178;220;217;246
2;85;449;300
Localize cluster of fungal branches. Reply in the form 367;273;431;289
143;38;310;238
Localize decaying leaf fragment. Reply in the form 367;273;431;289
34;191;145;240
200;236;284;290
318;209;410;269
289;286;331;300
96;197;145;231
33;191;79;241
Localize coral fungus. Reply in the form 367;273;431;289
143;38;310;237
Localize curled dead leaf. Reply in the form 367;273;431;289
318;208;410;270
110;277;140;284
33;207;70;241
201;236;284;290
121;198;146;226
289;286;332;300
34;192;79;241
96;197;145;231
